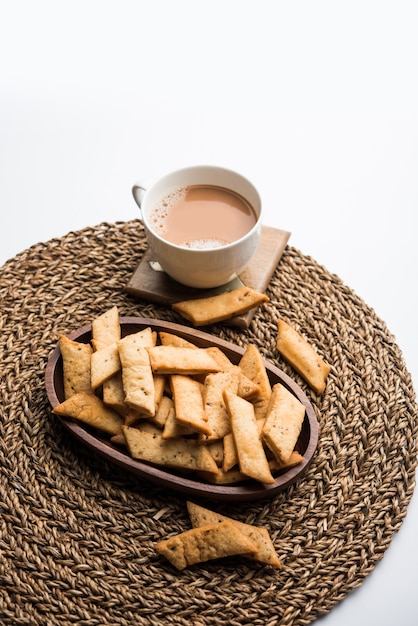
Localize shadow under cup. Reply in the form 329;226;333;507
132;165;263;289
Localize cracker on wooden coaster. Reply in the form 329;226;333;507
172;286;269;326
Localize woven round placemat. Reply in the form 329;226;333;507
1;220;417;626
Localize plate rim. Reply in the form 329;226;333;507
45;316;319;502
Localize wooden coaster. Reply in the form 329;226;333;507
125;225;291;328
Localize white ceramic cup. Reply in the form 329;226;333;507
132;165;262;289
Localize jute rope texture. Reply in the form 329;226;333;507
1;220;417;625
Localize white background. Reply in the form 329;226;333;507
1;2;417;624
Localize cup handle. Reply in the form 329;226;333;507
132;182;147;221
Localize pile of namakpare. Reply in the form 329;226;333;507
53;306;330;486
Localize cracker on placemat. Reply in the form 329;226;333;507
186;501;282;569
58;334;93;399
52;391;123;435
172;286;269;326
156;521;257;570
276;318;330;394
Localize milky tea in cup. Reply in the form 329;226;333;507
132;165;262;289
149;184;257;250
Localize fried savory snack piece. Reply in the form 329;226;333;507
156;521;257;570
222;418;264;473
204;346;233;369
262;383;306;465
186;501;282;569
223;391;275;485
52;391;123;435
200;367;241;442
90;342;121;390
122;425;219;474
238;344;272;420
206;440;224;467
170;374;210;435
237;374;261;401
101;371;127;415
119;326;155;350
148;346;222;376
150;395;174;429
158;331;198;349
200;346;261;401
197;467;248;484
269;450;304;471
222;429;239;473
93;314;146;415
58;334;93;399
162;405;195;439
118;341;155;417
276;319;330;394
91;305;121;351
172;286;269;326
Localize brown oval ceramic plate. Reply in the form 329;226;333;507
45;317;318;502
